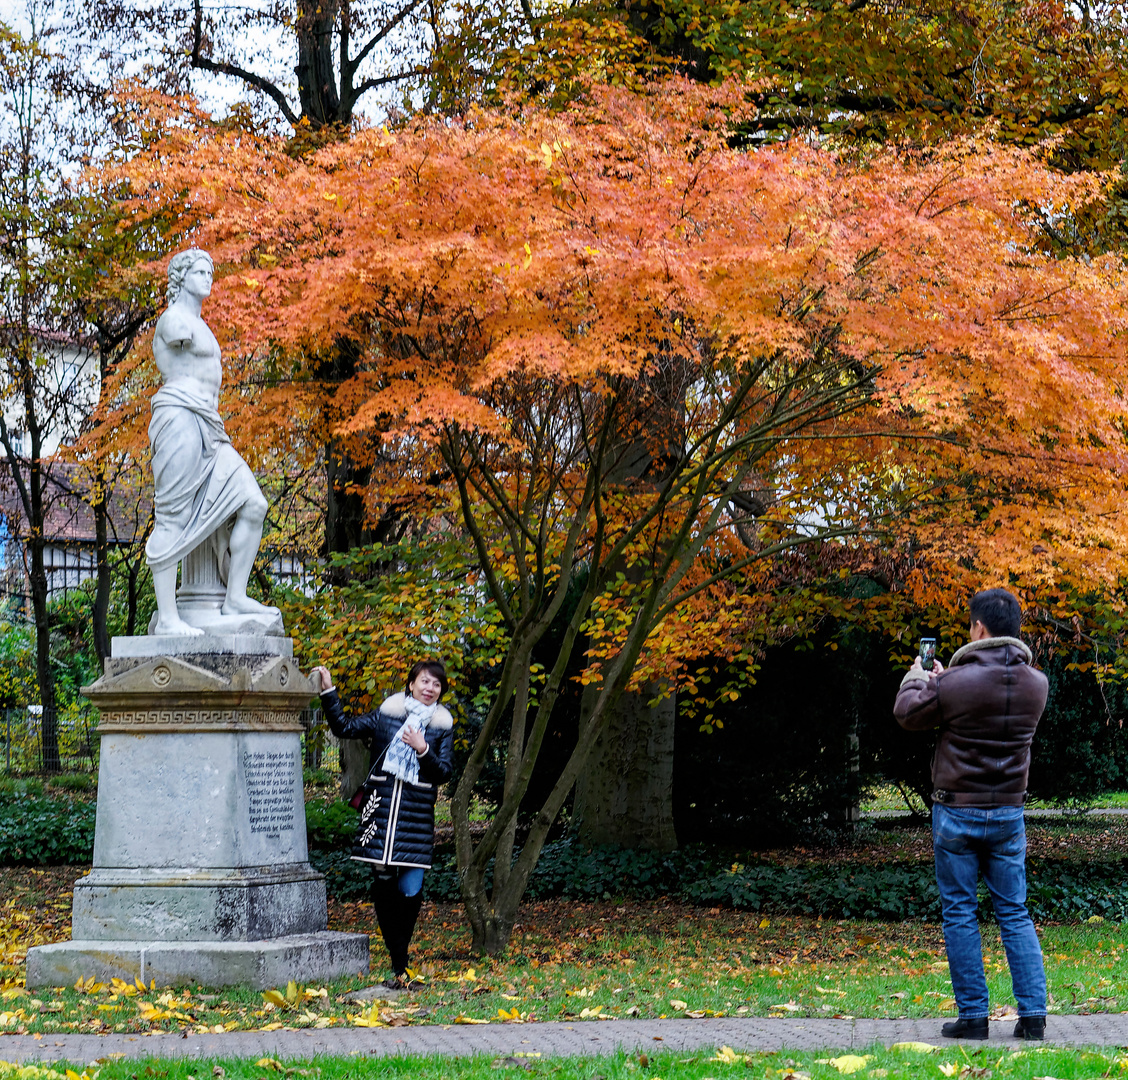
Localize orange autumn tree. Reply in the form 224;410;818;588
97;78;1128;952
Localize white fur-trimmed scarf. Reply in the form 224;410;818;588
383;694;437;785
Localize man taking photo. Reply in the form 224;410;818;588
895;587;1048;1041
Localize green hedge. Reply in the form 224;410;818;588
304;799;357;849
309;848;372;899
0;796;96;864
309;837;1128;922
688;855;1128;922
683;861;942;919
0;795;358;866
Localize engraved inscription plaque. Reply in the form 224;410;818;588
243;748;298;836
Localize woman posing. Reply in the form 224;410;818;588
312;660;454;989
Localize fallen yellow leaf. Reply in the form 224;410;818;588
136;1001;172;1022
818;1055;871;1074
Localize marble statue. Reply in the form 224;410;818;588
145;249;282;636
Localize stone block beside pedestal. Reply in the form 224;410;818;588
26;933;367;992
25;639;369;990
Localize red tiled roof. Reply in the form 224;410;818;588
0;462;150;545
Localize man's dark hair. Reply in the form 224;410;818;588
406;658;448;700
970;588;1022;639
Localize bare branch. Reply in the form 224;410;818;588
191;0;300;126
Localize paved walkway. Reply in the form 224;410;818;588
3;1015;1128;1063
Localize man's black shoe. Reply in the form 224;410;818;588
941;1017;989;1040
1014;1016;1045;1040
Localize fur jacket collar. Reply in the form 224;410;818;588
949;636;1033;667
380;690;453;730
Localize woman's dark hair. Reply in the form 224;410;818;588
970;588;1022;639
406;659;448;700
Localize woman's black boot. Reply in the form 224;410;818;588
396;891;424;977
371;875;404;974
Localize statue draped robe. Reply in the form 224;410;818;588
144;383;261;576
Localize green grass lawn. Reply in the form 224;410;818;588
3;1046;1127;1080
1029;791;1128;810
860;785;1128;815
3;892;1127;1034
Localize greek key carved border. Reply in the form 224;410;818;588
97;708;304;733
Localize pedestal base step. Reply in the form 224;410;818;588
26;931;370;990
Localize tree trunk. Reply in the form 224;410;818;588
316;337;382;571
569;357;685;850
452;620;662;956
27;533;58;772
325;446;375;561
573;682;678;850
91;462;112;663
295;0;344;127
468;909;515;957
126;554;141;637
844;716;861;829
446;355;697;955
338;736;369;801
318;335;401;797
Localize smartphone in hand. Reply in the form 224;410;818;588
919;638;937;672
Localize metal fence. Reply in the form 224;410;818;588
0;706;99;774
1;705;340;777
301;706;340;774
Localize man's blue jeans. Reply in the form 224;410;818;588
932;803;1046;1019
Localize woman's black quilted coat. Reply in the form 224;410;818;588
320;689;454;868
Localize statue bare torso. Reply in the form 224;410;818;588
152;306;223;409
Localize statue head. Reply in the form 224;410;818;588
167;249;214;305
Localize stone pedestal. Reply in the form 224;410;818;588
25;639;369;990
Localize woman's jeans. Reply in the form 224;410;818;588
397;866;425;897
932;803;1046;1019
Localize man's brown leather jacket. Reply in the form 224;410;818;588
894;636;1048;807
